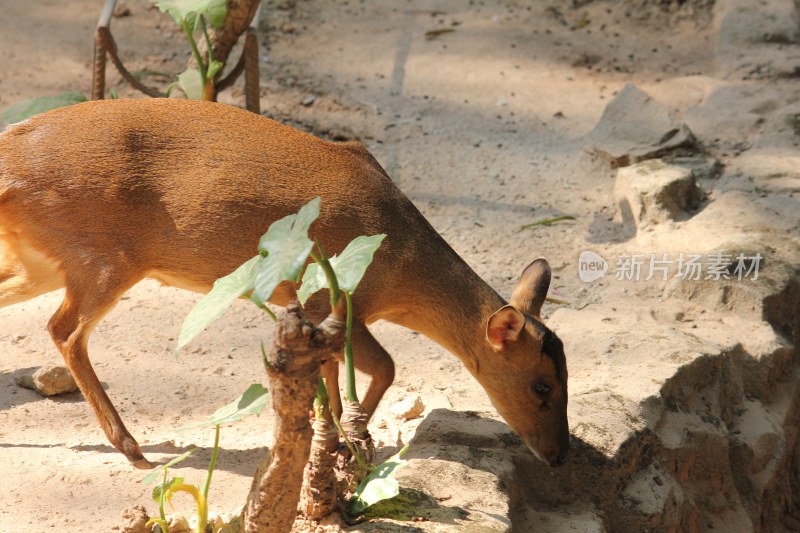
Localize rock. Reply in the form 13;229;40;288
357;409;515;532
585;84;696;167
13;363;79;396
119;505;150;533
614;159;703;229
167;515;192;533
390;396;425;420
669;155;723;182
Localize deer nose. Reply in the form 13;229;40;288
550;448;569;467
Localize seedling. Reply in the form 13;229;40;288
153;0;227;100
1;0;228;127
142;384;268;533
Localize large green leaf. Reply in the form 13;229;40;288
174;383;269;432
250;197;321;306
153;0;227;29
177;67;204;100
175;254;263;354
1;92;87;125
297;234;386;305
348;443;409;515
142;449;196;485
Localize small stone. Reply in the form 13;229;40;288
167;515;192;533
281;22;296;34
301;94;316;106
390;396;425;420
14;363;79;396
119;505;150;533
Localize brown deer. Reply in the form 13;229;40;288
0;99;569;468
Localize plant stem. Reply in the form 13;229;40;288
159;469;169;524
201;16;214;67
314;376;329;420
197;425;219;531
247;295;277;321
169;483;206;533
203;425;220;501
331;410;371;472
182;19;207;86
199;15;215;100
343;291;358;402
310;241;341;307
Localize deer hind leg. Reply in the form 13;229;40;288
46;266;150;468
349;322;395;418
320;359;342;418
311;320;394;419
293;295;394;419
0;231;65;308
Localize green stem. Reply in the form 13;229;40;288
331;410;371;472
159;469;169;524
260;342;270;372
246;295;277;321
314;376;329;420
200;16;214;68
181;19;207;86
343;291;357;402
200;425;220;529
310;241;341;308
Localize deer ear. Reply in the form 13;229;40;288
510;258;551;320
487;305;526;351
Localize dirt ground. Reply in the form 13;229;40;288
1;0;799;531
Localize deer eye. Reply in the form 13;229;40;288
533;382;551;396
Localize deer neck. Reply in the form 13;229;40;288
380;241;506;375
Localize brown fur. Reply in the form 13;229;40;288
0;99;569;467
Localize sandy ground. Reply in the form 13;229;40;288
1;0;799;531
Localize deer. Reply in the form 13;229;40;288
0;98;569;469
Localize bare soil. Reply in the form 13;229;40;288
1;0;799;531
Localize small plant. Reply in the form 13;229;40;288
176;197;407;523
348;443;409;515
1;0;228;127
153;0;227;100
142;384;269;533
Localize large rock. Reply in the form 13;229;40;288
356;409;518;532
585;84;696;167
615;159;703;229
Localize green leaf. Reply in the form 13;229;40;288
298;234;385;305
250;197;321;306
348;443;409;515
204;0;227;27
176;255;263;354
153;0;226;28
1;92;87;125
152;476;185;503
174;383;269;432
177;67;204;100
207;59;224;81
142;449;196;485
